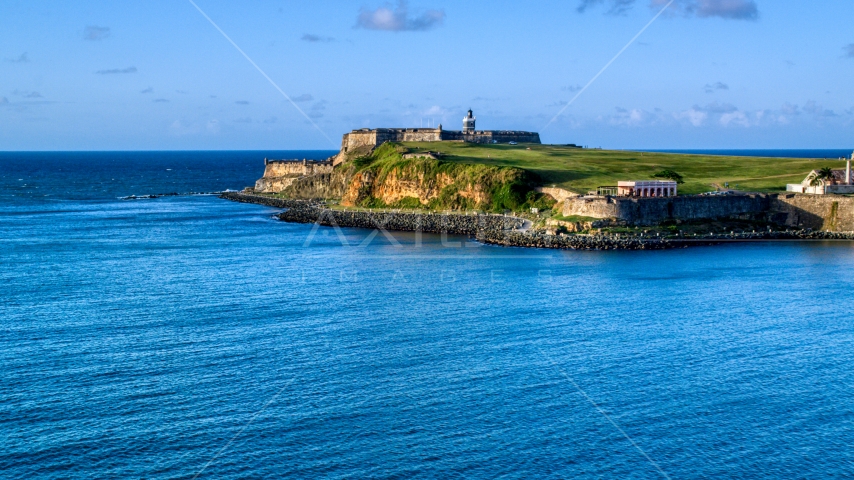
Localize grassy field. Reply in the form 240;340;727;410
401;142;847;195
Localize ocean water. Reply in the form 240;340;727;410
2;151;854;479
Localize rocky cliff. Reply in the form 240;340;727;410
338;143;546;212
252;142;551;212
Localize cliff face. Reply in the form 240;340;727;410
277;170;353;200
342;168;492;208
338;143;540;211
251;142;548;212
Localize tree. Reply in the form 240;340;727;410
653;169;684;184
817;167;836;184
809;167;836;193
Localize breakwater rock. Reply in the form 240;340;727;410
279;205;524;236
481;232;672;250
220;192;323;209
675;230;854;242
276;206;671;250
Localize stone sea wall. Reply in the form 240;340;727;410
562;195;770;224
772;194;854;231
561;194;854;232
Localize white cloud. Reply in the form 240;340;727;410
609;107;653;126
719;110;750;127
674;108;708;126
169;119;220;136
423;105;446;116
356;1;445;32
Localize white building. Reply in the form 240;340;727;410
787;155;854;195
616;180;678;198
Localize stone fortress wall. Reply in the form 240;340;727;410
334;110;541;166
560;194;854;231
255;158;334;192
340;127;541;155
262;158;334;178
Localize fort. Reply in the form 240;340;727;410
239;115;854;244
337;110;540;164
255;158;334;192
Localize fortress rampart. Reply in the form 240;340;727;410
561;194;854;231
262;158;334;177
340;127;541;155
255;159;334;193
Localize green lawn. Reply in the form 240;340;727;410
401;142;846;195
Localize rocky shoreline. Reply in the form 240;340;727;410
220;192;854;251
220;192;324;209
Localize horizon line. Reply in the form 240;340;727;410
1;147;853;154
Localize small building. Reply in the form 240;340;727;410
596;186;619;196
786;157;854;195
616;180;678;198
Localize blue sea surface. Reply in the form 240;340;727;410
2;151;854;478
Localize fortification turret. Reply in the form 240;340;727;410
463;109;476;133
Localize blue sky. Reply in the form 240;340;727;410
1;0;852;150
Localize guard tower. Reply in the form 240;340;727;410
463;109;476;133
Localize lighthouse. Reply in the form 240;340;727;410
463;109;476;133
